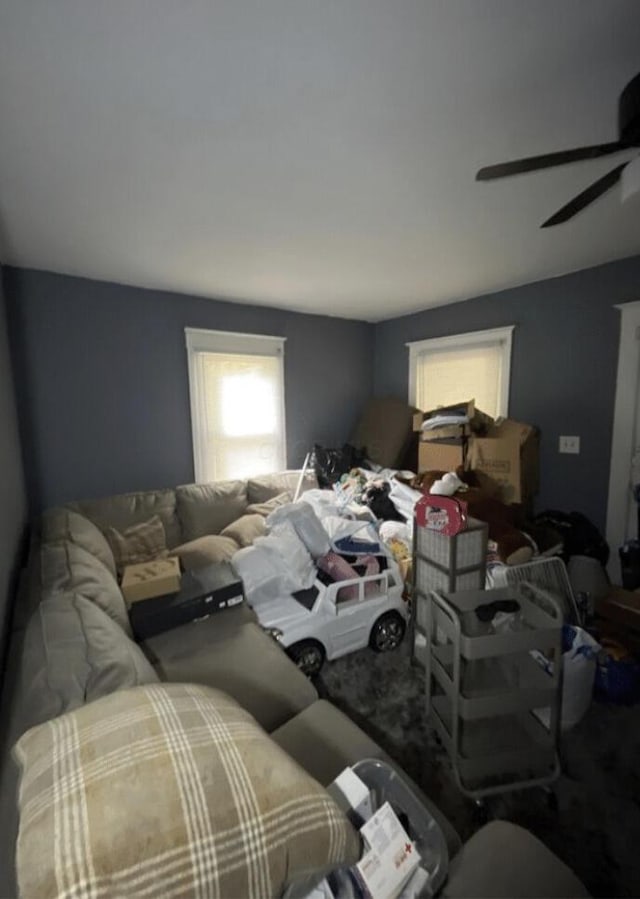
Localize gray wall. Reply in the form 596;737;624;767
374;254;640;530
0;267;27;665
3;268;373;511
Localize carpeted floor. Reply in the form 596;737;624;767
316;639;640;898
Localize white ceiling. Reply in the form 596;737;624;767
0;1;639;322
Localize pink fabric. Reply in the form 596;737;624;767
317;552;381;601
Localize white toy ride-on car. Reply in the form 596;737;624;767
254;556;408;677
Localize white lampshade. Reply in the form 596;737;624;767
621;155;640;204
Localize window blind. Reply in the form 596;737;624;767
186;330;286;482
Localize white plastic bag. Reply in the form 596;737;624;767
232;543;300;605
321;516;381;552
533;625;600;730
388;480;423;521
561;626;600;729
266;500;331;558
257;523;317;590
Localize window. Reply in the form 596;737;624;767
407;326;514;417
185;328;286;482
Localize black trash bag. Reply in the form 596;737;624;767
310;443;366;488
533;509;609;567
362;481;405;522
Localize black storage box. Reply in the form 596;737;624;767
129;561;244;640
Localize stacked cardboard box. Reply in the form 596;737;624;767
596;587;640;652
413;399;490;473
413;399;539;505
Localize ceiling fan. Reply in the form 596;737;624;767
476;71;640;227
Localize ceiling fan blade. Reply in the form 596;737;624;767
540;161;629;228
476;142;624;181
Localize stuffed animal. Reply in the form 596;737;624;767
413;468;533;566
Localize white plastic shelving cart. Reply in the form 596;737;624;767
424;583;563;800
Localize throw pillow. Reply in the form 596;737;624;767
246;490;292;517
220;513;267;547
170;534;239;569
105;514;168;575
14;683;361;899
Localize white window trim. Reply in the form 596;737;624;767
606;301;640;575
406;325;515;416
185;327;287;483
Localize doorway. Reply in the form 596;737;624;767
606;301;640;578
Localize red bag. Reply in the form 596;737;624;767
415;494;468;536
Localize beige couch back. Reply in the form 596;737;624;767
68;488;182;548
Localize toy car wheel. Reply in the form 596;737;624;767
369;612;405;653
287;640;326;677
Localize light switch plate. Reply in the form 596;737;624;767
559;435;580;454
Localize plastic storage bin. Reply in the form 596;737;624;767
424;583;563;799
352;759;449;896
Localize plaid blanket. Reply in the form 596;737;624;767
14;683;360;898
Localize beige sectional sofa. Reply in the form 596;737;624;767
0;470;588;898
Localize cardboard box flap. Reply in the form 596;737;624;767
490;418;537;446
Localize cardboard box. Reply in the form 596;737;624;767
413;399;493;437
355;801;421;899
418;439;465;473
466;418;539;504
597;587;640;632
121;557;181;604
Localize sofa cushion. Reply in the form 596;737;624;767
14;594;158;737
41;541;131;635
246;490;292;517
170;534;239;569
68;487;182;548
41;507;117;578
105;514;168;574
13;684;360;899
247;470;317;505
220;512;267;547
176;480;248;540
443;820;589;898
144;620;318;732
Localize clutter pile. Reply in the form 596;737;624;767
296;398;640;717
413;399;538;507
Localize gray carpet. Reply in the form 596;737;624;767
317;639;640;899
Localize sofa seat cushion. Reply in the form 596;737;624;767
220;512;267;547
144;620;317;731
14;593;158;739
13;683;361;899
41;541;131;635
105;514;168;574
176;480;249;540
68;487;182;548
170;534;239;569
270;700;462;858
443;820;589;898
41;508;117;579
